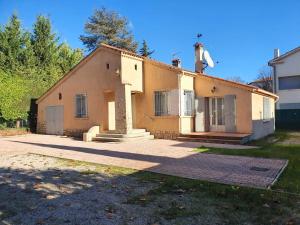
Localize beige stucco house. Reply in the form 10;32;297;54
37;43;278;143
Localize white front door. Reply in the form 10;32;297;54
46;106;64;135
209;97;225;132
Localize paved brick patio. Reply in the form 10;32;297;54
0;134;287;188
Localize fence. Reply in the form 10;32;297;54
276;109;300;130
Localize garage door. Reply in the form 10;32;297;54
46;106;64;135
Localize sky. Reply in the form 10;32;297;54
1;0;300;82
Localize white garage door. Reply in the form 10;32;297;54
46;106;64;135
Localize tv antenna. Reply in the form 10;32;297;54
172;51;181;59
196;33;202;41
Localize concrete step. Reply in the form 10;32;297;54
176;137;243;145
106;129;147;134
179;134;246;140
92;134;154;143
97;132;151;138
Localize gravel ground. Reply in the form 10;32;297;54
1;154;223;225
0;154;162;225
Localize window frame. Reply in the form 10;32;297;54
75;93;88;118
263;97;271;121
154;90;169;116
278;75;300;90
183;90;194;116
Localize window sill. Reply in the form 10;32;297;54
263;119;271;123
153;115;179;119
75;117;89;120
180;115;194;118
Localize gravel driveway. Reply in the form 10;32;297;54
0;134;287;188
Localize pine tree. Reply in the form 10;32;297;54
0;13;24;74
0;14;83;122
80;7;138;52
32;15;58;68
139;40;154;57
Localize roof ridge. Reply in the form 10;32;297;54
269;46;300;64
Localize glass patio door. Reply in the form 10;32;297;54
209;97;225;132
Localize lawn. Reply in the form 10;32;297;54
196;130;300;194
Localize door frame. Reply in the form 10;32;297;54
46;105;64;135
209;97;225;132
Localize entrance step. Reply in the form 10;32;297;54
177;132;251;144
93;129;154;142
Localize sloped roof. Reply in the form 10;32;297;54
269;46;300;65
37;43;278;103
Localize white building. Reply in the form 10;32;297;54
269;47;300;110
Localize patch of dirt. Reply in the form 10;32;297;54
279;133;300;145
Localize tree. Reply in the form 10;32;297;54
256;66;273;92
0;14;83;123
139;40;154;57
0;13;24;74
80;7;138;52
226;76;245;84
57;43;83;74
0;70;29;120
32;15;58;68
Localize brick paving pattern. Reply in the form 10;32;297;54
0;134;287;188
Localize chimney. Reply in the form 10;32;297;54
274;48;280;58
195;42;204;73
172;58;181;68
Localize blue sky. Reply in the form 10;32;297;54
1;0;300;82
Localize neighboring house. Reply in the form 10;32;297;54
248;76;273;92
269;47;300;110
36;43;278;142
268;47;300;129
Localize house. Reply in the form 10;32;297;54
36;43;278;143
248;76;272;92
269;47;300;110
269;47;300;129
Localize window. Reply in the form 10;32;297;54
106;63;110;69
183;90;194;116
263;97;271;120
75;94;87;118
134;64;137;70
154;91;169;116
279;75;300;90
58;93;62;100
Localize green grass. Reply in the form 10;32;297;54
195;130;300;194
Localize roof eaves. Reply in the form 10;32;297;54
269;46;300;65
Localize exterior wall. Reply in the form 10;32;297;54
274;51;300;109
194;75;253;133
134;61;180;139
121;54;143;92
37;49;125;136
251;93;275;140
179;74;195;133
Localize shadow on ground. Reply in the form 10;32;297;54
0;154;299;225
9;140;287;189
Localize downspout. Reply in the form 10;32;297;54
178;73;182;134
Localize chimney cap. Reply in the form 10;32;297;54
194;42;203;48
172;58;181;68
274;48;280;58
